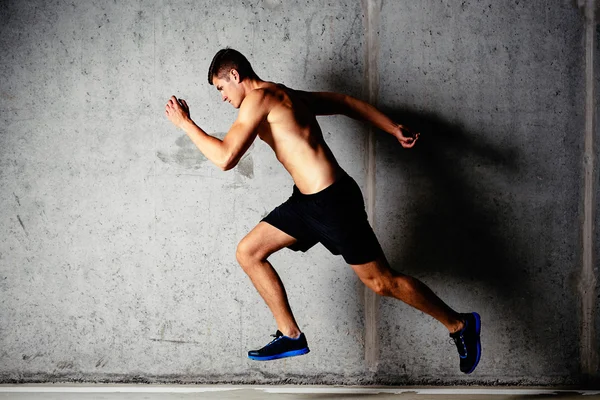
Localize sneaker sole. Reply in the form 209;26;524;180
248;347;310;361
465;312;482;374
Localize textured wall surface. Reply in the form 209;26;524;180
0;0;597;386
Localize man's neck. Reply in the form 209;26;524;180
242;78;266;94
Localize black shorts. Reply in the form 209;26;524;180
262;171;384;265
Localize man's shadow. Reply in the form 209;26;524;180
378;108;520;288
369;107;570;381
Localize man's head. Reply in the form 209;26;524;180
208;48;258;108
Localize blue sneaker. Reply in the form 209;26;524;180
248;330;310;361
450;312;482;374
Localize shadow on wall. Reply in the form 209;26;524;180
380;108;520;290
375;107;572;381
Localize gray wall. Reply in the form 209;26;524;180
0;0;597;386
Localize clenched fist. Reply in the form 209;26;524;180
165;95;191;129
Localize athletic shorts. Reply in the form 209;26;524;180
262;171;384;265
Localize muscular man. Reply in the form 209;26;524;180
165;48;481;374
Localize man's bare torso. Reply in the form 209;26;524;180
249;82;343;195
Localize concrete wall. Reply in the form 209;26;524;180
0;0;597;386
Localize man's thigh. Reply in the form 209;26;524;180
239;221;298;260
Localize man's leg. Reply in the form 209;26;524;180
236;221;301;338
351;255;482;373
350;255;463;333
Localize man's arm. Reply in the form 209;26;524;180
294;90;419;148
165;92;267;170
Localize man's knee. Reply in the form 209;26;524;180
365;275;392;296
368;274;412;297
236;238;253;266
236;236;267;268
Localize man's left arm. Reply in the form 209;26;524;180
165;92;267;170
293;90;419;148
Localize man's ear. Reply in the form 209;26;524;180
230;69;240;83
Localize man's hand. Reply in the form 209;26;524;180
395;124;419;148
165;95;191;129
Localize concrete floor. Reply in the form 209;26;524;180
1;386;599;400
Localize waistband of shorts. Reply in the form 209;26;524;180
292;170;352;200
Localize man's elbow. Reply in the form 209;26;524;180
220;162;235;172
218;154;238;171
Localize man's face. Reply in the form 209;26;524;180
213;70;243;109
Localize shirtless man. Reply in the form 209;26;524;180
165;48;482;374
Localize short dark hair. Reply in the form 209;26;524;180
207;48;258;85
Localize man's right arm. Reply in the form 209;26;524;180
294;90;419;148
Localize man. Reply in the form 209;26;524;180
165;48;481;374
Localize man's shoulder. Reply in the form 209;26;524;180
243;83;290;110
239;88;269;112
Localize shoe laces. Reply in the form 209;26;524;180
450;333;467;358
267;330;284;345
